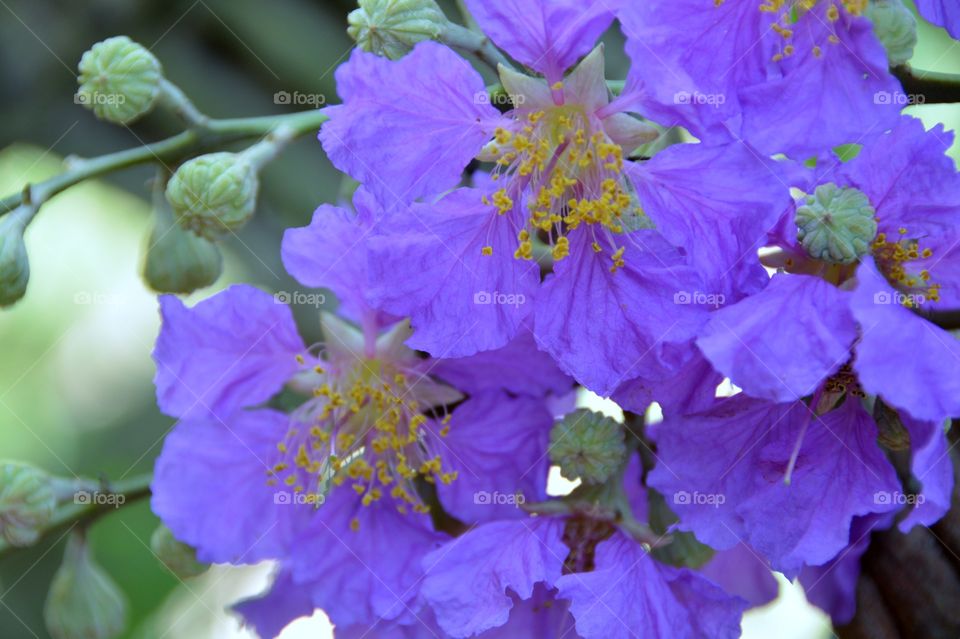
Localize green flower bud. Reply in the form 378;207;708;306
142;215;222;294
866;0;917;67
166;153;259;240
45;533;128;639
0;210;30;308
348;0;447;59
795;183;877;264
149;525;208;579
549;410;627;485
0;462;56;547
76;36;163;124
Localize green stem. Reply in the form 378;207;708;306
441;22;512;72
0;473;153;559
0;109;329;216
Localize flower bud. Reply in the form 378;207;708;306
795;183;877;264
0;210;30;308
347;0;447;59
142;215;222;294
45;533;128;639
76;36;163;124
0;462;56;547
150;525;208;579
866;0;917;67
549;410;627;485
166;153;259;240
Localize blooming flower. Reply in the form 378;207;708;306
322;0;791;396
150;191;564;634
618;0;903;157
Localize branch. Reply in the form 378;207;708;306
0;109;329;217
0;473;152;559
893;65;960;103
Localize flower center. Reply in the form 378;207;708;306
267;353;457;521
870;227;940;305
752;0;868;61
795;183;877;264
482;102;645;273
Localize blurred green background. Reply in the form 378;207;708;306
0;1;958;637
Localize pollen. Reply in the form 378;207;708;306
871;224;941;306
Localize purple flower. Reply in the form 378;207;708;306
618;0;902;156
916;0;960;38
328;33;789;394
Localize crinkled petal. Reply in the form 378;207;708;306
234;570;315;639
916;0;960;38
428;392;552;523
555;533;746;639
535;229;707;396
320;43;502;205
898;414;954;531
152;285;305;419
432;327;573;397
650;396;900;576
289;487;445;628
421;517;566;637
698;543;778;609
368;188;539;357
151;409;309;564
465;0;620;83
697;274;857;402
612;344;722;417
851;259;960;424
627;144;794;295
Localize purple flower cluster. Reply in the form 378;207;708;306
149;1;959;637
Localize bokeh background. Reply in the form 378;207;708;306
1;1;958;637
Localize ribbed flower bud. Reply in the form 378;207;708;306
0;462;56;547
166;153;259;240
549;410;627;485
0;210;30;308
795;183;877;264
76;36;163;124
45;533;128;639
348;0;447;59
149;525;208;579
142;214;222;293
866;0;917;67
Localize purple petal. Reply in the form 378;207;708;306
697;274;857;402
152;285;305;419
151;409;308;564
234;570;315;639
421;517;566;637
851;259;960;424
535;229;707;396
699;543;778;609
320;43;502;205
898;414;954;531
649;396;900;576
368;188;539;357
627;144;793;294
429;392;552;523
464;0;620;83
288;487;445;628
555;533;746;639
916;0;960;38
612;345;722;417
431;327;573;397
